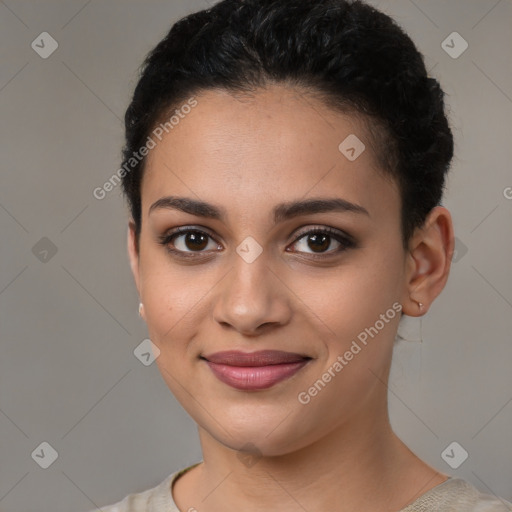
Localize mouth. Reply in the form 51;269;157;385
200;350;312;391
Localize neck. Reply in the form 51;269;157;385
180;402;447;512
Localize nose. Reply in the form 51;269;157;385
212;253;292;337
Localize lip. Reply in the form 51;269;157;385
202;350;311;366
201;350;312;391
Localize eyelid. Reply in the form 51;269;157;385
287;226;356;257
158;225;222;252
166;225;218;240
158;224;355;256
291;225;354;244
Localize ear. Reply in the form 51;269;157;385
402;206;455;317
127;220;142;299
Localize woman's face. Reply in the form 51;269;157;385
129;84;411;455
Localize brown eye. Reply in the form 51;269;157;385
177;231;210;251
159;227;220;255
304;232;331;253
289;227;355;256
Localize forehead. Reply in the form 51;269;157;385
141;85;399;228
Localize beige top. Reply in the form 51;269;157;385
91;461;512;512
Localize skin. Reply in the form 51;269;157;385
127;84;455;512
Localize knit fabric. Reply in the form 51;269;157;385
90;462;512;512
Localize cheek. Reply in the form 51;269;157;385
305;252;402;366
302;260;399;331
143;280;197;346
139;253;216;354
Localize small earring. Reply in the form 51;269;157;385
417;302;424;343
411;298;424;313
138;302;144;317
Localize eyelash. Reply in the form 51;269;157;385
157;225;356;259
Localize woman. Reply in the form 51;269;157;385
92;0;512;510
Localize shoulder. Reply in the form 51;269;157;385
86;474;173;512
88;463;201;512
401;478;512;512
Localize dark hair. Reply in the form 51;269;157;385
121;0;454;252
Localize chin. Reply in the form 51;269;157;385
203;415;314;458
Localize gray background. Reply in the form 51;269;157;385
1;0;511;510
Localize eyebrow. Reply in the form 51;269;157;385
148;196;370;223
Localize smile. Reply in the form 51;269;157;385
202;357;311;391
